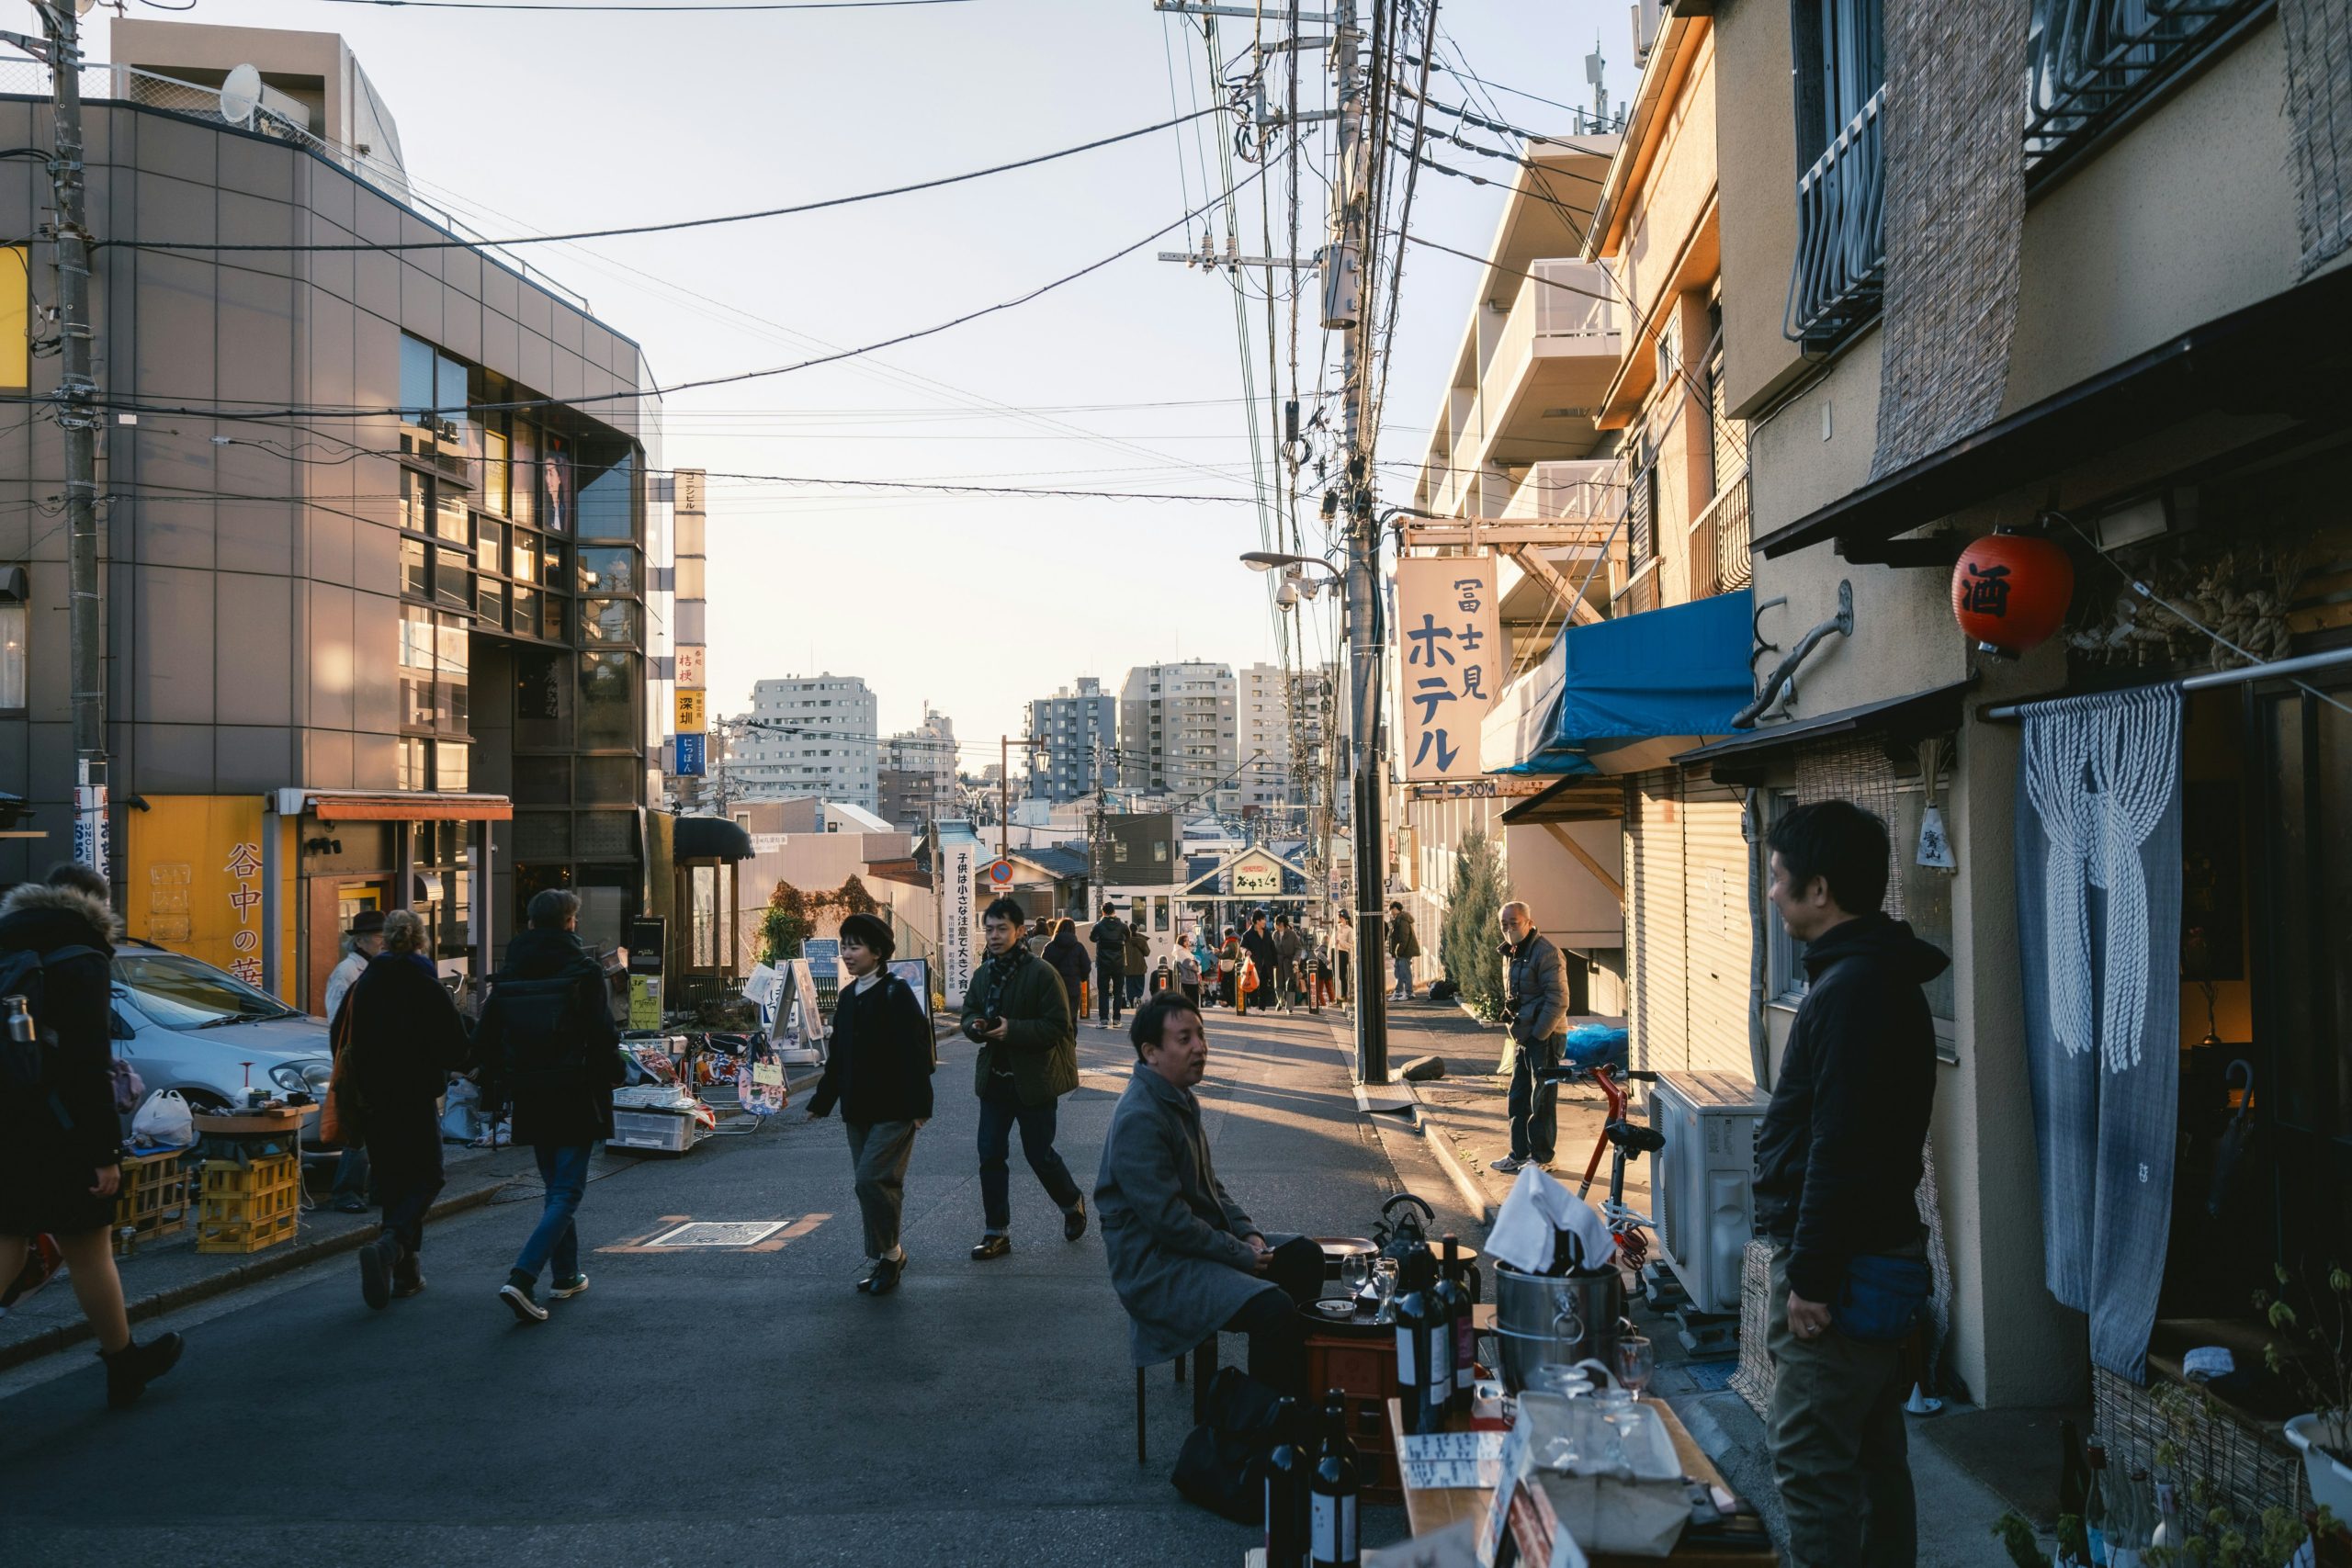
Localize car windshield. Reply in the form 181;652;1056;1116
113;953;301;1030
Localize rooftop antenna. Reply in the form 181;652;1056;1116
1586;38;1607;130
218;63;262;130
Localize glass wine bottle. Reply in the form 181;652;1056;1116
1433;1234;1476;1417
1392;1247;1446;1435
1310;1390;1363;1568
1265;1395;1307;1568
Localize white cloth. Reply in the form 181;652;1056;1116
323;950;368;1023
1486;1164;1617;1276
851;970;881;995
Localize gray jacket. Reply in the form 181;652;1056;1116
1507;931;1569;1044
1094;1060;1272;1367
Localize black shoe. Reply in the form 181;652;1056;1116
392;1252;426;1299
860;1254;907;1295
970;1234;1011;1261
359;1237;394;1310
1063;1198;1088;1243
100;1332;184;1411
332;1196;369;1215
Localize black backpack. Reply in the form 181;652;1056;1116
486;969;596;1089
0;943;101;1131
1170;1367;1289;1523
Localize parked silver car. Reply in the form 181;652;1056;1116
108;944;338;1156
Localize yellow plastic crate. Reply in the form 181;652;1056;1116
196;1210;297;1255
112;1152;192;1257
199;1155;298;1201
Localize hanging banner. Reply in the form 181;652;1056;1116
1395;554;1501;783
939;837;979;1009
673;733;707;775
675;646;706;688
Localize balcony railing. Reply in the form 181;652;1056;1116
1784;84;1887;349
1482;260;1617;422
1504;460;1625;526
1687;467;1753;600
2025;0;2266;171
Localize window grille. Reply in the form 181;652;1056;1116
2026;0;2267;172
1785;0;1888;348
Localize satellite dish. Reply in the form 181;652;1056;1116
218;64;262;128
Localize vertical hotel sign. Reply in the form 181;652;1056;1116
940;837;979;1008
1394;554;1501;783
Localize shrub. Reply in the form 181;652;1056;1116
1438;829;1510;1021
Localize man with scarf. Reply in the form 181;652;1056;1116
962;896;1085;1260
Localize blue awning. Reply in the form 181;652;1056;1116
1482;589;1756;776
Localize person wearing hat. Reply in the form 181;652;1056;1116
322;908;387;1214
807;912;935;1295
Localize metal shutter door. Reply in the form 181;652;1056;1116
1632;772;1688;1073
1679;778;1755;1082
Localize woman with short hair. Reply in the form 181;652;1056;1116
806;914;934;1295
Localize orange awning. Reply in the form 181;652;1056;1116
307;793;514;823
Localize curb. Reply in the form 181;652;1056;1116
0;1177;511;1375
0;1067;829;1376
1414;1090;1498;1225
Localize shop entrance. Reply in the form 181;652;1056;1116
304;877;392;1017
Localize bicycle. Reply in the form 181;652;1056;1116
1537;1060;1665;1269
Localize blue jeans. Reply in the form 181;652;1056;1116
512;1144;593;1283
330;1145;371;1204
977;1081;1080;1233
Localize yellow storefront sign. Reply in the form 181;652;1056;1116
675;688;707;734
123;795;298;1003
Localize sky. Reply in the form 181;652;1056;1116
162;0;1625;764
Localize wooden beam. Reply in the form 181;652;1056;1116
1504;544;1604;626
1543;822;1624;903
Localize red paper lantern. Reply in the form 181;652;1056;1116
1951;530;2074;657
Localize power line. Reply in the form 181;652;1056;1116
103;107;1224;255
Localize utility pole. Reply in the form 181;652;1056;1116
997;734;1043;863
29;3;107;875
1331;0;1389;1085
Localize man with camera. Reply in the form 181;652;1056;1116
963;897;1086;1260
1088;904;1130;1030
1491;900;1567;1176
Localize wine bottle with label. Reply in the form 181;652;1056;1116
1434;1234;1476;1416
1266;1395;1307;1568
1310;1390;1362;1568
1393;1247;1446;1435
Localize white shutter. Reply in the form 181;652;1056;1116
1679;778;1755;1082
1631;773;1688;1073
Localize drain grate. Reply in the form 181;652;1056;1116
647;1220;790;1248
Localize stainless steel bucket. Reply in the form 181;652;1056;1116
1490;1261;1623;1393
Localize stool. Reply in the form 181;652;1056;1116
1135;1335;1217;1465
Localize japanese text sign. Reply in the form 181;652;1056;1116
675;689;707;734
1395;554;1501;783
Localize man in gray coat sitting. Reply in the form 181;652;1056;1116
1095;994;1323;1394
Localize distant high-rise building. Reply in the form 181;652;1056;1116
1119;662;1238;811
1235;661;1342;814
1027;677;1117;804
877;704;958;829
727;674;878;807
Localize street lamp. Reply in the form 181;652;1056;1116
1241;551;1342;612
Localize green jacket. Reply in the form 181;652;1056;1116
961;943;1079;1107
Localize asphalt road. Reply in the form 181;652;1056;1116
0;1001;1450;1567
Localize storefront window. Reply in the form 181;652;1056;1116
514;648;571;749
578;649;637;749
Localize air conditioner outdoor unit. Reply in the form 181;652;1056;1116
1648;1070;1771;1315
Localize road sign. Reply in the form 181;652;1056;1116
673;733;707;775
988;859;1015;886
675;688;707;734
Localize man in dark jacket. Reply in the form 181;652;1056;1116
0;864;184;1408
808;912;934;1295
345;908;472;1310
476;889;623;1324
1492;901;1568;1174
1387;900;1421;999
1124;919;1150;1008
965;896;1085;1258
1271;914;1303;1014
1239;910;1279;1019
1088;906;1129;1029
1752;800;1946;1568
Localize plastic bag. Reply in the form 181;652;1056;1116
130;1088;195;1150
440;1078;480;1143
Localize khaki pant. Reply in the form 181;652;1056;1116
1766;1246;1917;1568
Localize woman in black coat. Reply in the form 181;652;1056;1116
0;864;184;1408
342;909;471;1309
1040;918;1092;1021
806;914;933;1295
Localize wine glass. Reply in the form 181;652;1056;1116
1614;1334;1656;1401
1339;1251;1369;1302
1372;1257;1401;1322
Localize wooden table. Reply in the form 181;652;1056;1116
1385;1397;1778;1566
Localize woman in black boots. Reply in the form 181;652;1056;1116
340;909;471;1309
0;863;184;1409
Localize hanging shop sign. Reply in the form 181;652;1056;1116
1232;852;1284;896
673;733;707;776
675;646;706;688
1952;529;2074;657
675;688;707;734
1396;554;1502;783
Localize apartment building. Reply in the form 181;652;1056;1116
1705;0;2351;1424
728;674;878;808
0;19;670;1005
876;704;957;829
1025;676;1116;804
1117;661;1238;811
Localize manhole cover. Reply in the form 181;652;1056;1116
648;1221;789;1248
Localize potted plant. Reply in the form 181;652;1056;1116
2258;1266;2352;1517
